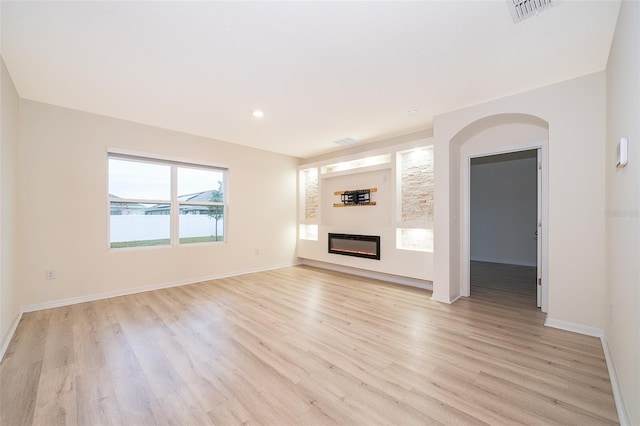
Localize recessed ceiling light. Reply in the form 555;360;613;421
408;108;418;116
252;110;264;118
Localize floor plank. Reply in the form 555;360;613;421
0;264;618;425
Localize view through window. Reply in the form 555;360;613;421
108;154;227;248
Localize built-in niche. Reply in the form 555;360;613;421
299;167;319;240
296;142;435;283
396;146;434;252
322;169;391;228
399;146;434;221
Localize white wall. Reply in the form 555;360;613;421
433;72;607;331
0;57;20;350
605;1;640;423
471;154;537;266
17;100;299;308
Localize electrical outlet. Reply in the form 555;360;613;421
254;249;260;256
45;269;56;280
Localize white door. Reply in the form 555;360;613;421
536;149;542;308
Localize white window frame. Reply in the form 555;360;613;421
107;151;228;249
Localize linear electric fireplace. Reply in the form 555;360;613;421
328;233;381;260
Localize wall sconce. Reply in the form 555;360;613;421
617;137;628;168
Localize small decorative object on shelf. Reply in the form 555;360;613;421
333;188;377;207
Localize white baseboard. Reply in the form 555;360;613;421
601;335;632;426
544;319;632;424
6;263;631;426
544;317;604;337
21;262;299;313
1;261;299;363
7;262;631;425
430;293;463;304
470;256;536;267
0;311;23;362
300;259;433;291
450;293;463;303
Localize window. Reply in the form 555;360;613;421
108;153;227;249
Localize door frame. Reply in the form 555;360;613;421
461;142;548;312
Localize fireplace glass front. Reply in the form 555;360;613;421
328;233;380;260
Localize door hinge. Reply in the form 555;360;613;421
537;278;542;286
538;161;542;170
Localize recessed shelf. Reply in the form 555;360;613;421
321;155;390;174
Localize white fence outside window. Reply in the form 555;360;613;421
110;215;224;243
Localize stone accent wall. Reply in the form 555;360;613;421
303;168;318;221
400;146;434;221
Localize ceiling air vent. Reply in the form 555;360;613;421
507;0;556;23
333;138;358;147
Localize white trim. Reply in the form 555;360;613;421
319;162;392;179
601;335;632;426
430;293;462;304
170;162;178;246
462;141;549;313
464;143;542;160
7;262;630;426
543;314;631;423
536;147;542;308
544;317;604;338
4;263;300;360
107;153;229;249
298;137;433;171
20;262;299;313
301;259;432;291
0;311;23;362
107;147;230;170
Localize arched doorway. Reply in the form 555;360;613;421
451;113;549;312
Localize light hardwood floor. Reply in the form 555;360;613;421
470;261;538;306
0;265;618;425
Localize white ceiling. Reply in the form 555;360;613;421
1;1;620;158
